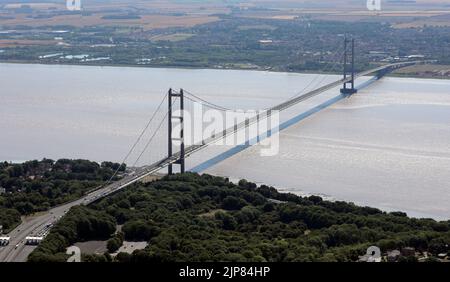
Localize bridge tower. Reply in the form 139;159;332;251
168;88;185;175
340;38;357;95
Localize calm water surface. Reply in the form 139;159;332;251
1;63;449;220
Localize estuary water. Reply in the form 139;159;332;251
1;63;449;220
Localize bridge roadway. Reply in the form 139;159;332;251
0;60;428;262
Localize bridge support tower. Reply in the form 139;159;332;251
168;88;185;175
340;38;357;95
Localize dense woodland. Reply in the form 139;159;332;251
29;173;450;262
0;159;125;233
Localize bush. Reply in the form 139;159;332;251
116;252;132;262
215;211;237;230
107;232;124;253
0;159;124;215
221;196;247;210
122;220;160;241
0;208;21;232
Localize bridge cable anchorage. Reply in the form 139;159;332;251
105;92;168;186
132;95;179;168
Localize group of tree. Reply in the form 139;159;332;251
29;173;450;262
0;159;125;233
107;232;124;253
28;205;116;262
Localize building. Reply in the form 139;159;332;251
401;247;416;257
387;250;401;262
438;253;448;259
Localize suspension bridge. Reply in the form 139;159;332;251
0;39;433;262
83;40;429;206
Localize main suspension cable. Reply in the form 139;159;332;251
287;45;345;100
105;92;168;185
183;90;232;111
131;96;179;168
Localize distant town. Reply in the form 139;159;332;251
0;1;450;78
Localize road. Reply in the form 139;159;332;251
0;189;97;262
0;169;154;262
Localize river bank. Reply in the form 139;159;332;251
1;59;449;80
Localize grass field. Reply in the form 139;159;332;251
0;39;56;47
1;0;450;30
393;64;450;78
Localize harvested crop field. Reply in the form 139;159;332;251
0;14;220;30
0;39;57;47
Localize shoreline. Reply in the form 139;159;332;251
4;157;448;221
1;60;449;81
